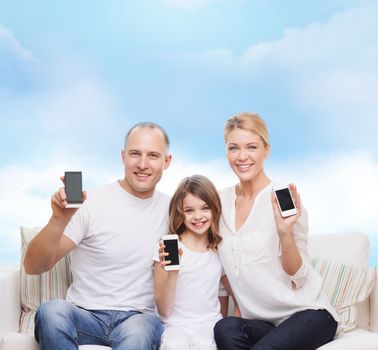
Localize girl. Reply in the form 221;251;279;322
154;175;237;350
214;112;339;350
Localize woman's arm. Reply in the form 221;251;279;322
154;241;181;317
271;184;307;281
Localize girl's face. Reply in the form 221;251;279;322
182;193;212;236
226;128;270;183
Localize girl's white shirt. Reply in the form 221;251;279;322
218;182;339;326
153;241;223;327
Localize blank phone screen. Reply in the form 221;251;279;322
163;239;179;265
65;172;83;203
275;188;295;211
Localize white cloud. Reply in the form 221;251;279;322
0;28;124;150
0;159;118;265
267;151;378;237
1;150;376;235
0;24;41;92
1;150;377;264
158;156;235;194
186;1;378;149
162;150;378;238
0;25;35;62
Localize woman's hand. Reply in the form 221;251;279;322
271;183;302;237
272;183;303;277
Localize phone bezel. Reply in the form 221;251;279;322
273;185;297;218
162;234;180;271
64;171;83;207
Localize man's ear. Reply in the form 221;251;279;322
121;150;126;164
164;154;172;170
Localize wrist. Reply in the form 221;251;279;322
279;231;295;247
48;215;70;231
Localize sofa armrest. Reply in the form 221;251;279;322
370;267;378;333
0;266;21;338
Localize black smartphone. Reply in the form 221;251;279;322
162;234;180;271
273;185;297;217
64;171;83;208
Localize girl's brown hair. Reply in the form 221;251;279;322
168;175;222;249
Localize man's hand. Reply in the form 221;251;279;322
50;176;87;222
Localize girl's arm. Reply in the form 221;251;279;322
154;241;181;318
220;275;240;317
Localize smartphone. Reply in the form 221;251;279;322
64;171;83;208
162;234;180;271
273;185;297;217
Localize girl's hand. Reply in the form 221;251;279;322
271;183;302;237
158;241;183;270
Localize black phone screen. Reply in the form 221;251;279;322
163;239;179;265
275;188;295;211
65;172;83;204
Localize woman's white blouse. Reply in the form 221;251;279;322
218;182;338;326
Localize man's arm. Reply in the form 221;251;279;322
23;185;85;275
23;218;76;274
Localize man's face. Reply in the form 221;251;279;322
122;127;172;199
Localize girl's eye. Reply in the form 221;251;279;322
184;209;193;213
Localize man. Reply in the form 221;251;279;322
24;122;172;350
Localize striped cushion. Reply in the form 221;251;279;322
20;226;72;334
311;258;376;333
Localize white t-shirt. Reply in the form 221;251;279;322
64;182;170;314
218;182;339;326
153;241;223;327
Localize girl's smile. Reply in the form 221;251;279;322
183;193;212;236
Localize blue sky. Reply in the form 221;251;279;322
0;0;377;265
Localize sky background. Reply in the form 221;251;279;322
0;0;377;266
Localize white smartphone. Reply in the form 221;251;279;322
162;234;180;271
273;185;297;217
64;171;83;208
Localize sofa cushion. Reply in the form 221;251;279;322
20;227;72;334
308;233;370;265
317;328;378;350
0;332;111;350
311;258;376;333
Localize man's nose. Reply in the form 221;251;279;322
137;155;148;169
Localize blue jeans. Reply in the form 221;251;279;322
214;309;337;350
34;299;163;350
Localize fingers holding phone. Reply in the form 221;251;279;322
50;172;86;221
159;234;182;271
271;183;302;235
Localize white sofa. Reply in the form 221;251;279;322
0;233;377;350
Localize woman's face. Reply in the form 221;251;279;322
226;128;270;182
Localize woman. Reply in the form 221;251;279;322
214;112;338;350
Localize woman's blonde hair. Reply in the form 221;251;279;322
224;112;269;147
168;175;222;250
